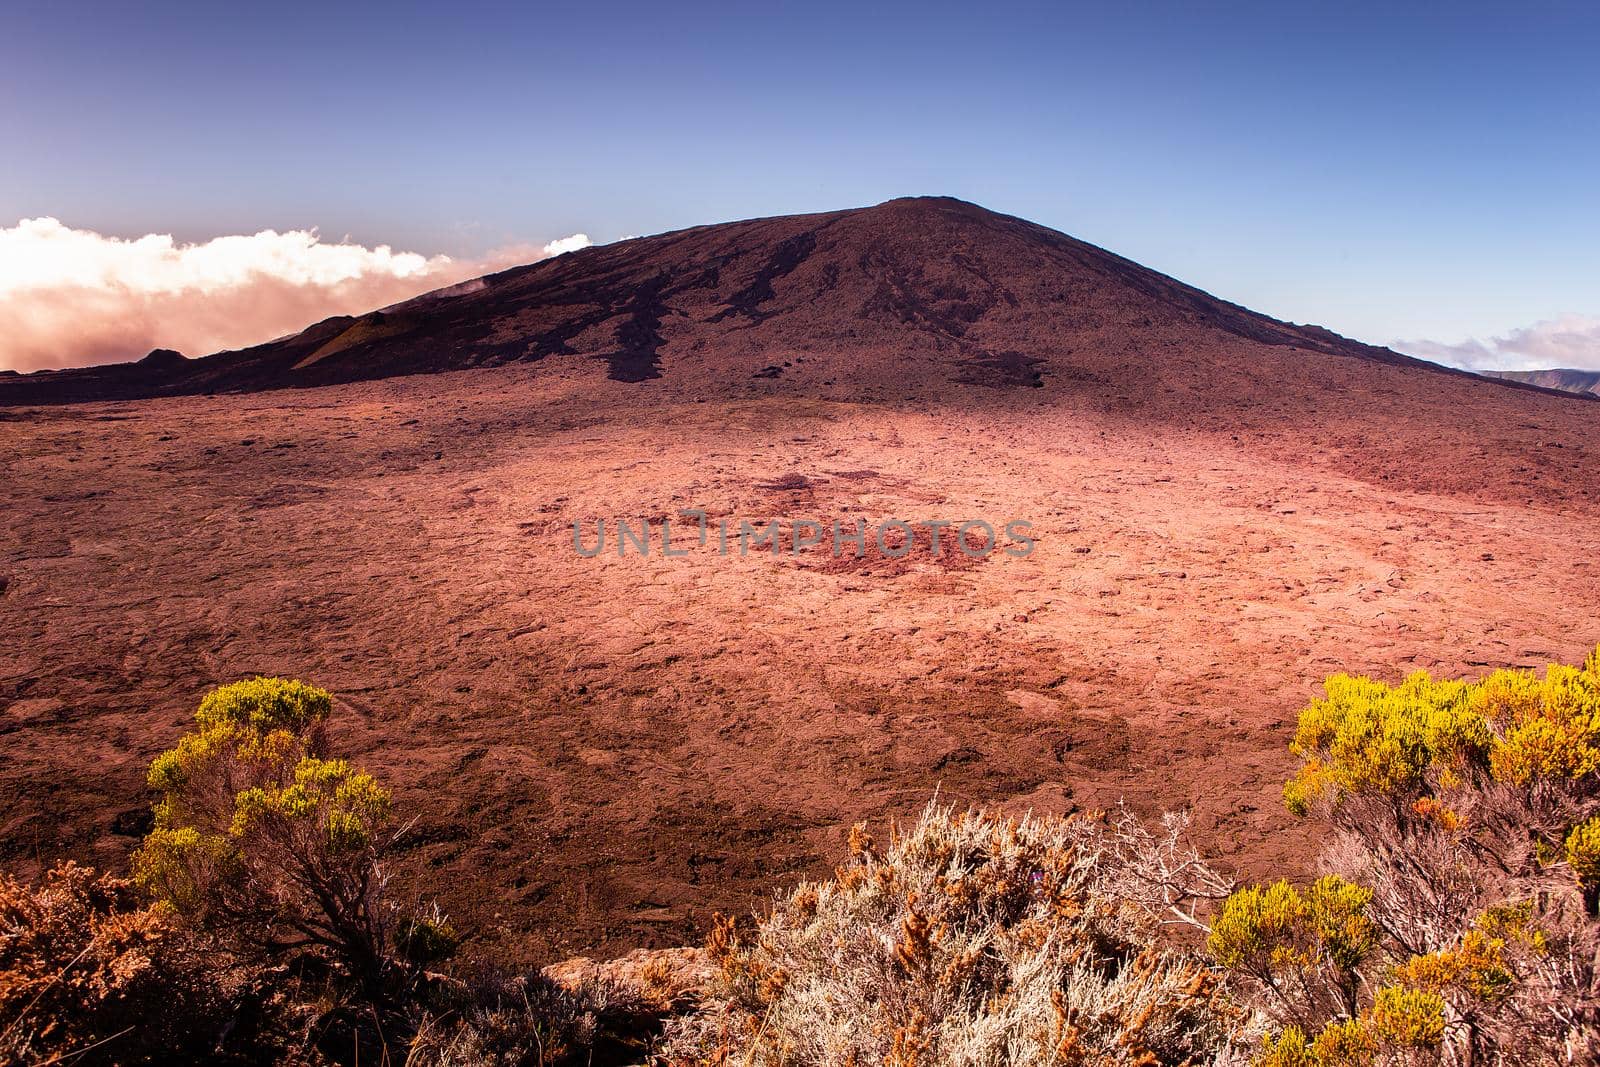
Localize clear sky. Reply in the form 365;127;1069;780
3;0;1598;370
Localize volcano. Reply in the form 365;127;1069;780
0;196;1525;406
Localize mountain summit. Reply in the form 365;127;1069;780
1;197;1484;405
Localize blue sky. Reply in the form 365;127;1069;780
2;1;1598;369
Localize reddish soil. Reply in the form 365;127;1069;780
2;198;1598;964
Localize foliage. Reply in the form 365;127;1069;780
0;862;226;1065
1566;815;1600;891
133;678;404;996
404;965;628;1067
8;678;616;1065
1207;877;1376;1029
660;802;1246;1066
1284;653;1600;845
18;651;1600;1065
394;906;462;968
1262;647;1600;1064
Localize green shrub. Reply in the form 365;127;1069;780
134;678;429;1006
1262;648;1600;1064
1208;876;1375;1028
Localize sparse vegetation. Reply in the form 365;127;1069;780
1248;650;1600;1063
133;678;407;1000
9;653;1600;1064
659;802;1245;1066
404;964;628;1067
0;862;228;1064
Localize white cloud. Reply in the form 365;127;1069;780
1396;314;1600;372
542;233;592;256
0;218;591;372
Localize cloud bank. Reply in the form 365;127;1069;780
0;218;590;372
1397;314;1600;372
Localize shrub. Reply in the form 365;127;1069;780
394;906;462;968
133;678;404;998
1281;672;1478;818
1254;1023;1356;1067
1265;648;1600;1064
1247;984;1446;1066
1364;986;1445;1050
660;802;1246;1066
19;658;1600;1064
405;966;621;1067
1207;877;1376;1029
0;862;223;1064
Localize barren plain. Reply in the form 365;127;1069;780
4;358;1598;962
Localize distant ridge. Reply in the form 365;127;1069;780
1485;368;1600;398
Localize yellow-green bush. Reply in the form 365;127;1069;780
1263;648;1600;1065
133;678;403;996
1255;1020;1376;1067
1478;663;1600;784
1365;986;1445;1049
1286;651;1600;811
230;756;390;851
1236;889;1573;1065
1282;671;1480;816
1285;648;1600;891
1567;817;1600;887
194;675;332;734
1251;986;1445;1067
1208;876;1376;1035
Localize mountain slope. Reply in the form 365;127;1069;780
0;197;1508;405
